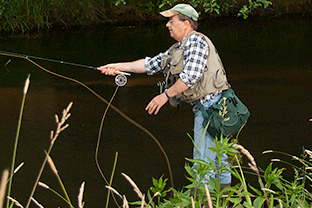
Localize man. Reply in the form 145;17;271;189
98;4;231;188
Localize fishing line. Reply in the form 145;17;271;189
4;59;11;72
0;51;174;189
95;85;119;185
96;85;120;207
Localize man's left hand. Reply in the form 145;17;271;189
145;93;168;115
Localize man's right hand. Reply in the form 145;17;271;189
97;59;146;76
97;64;121;76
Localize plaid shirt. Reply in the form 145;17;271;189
145;33;221;105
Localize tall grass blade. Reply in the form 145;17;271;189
38;181;69;204
204;184;213;208
78;182;85;208
25;102;73;208
6;74;30;208
31;198;44;208
105;152;119;208
0;170;9;208
7;197;23;208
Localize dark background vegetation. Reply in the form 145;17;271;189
0;0;311;33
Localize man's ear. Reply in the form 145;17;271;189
184;20;191;28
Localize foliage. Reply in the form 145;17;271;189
0;0;310;33
158;0;273;19
237;0;273;19
114;0;127;6
0;0;110;32
0;0;5;16
106;138;312;207
150;175;172;198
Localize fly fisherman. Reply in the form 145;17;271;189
98;4;231;189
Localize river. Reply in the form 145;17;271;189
0;16;311;207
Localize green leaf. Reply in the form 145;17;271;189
150;175;169;197
253;196;266;208
228;197;242;207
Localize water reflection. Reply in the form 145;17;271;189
0;17;311;207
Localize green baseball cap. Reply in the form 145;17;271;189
160;4;199;21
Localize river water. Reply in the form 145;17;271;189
0;17;311;207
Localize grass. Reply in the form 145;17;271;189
6;74;30;207
0;170;9;208
24;101;73;208
0;0;310;33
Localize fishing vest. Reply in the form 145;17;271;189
161;31;229;106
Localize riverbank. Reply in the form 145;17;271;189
0;0;311;34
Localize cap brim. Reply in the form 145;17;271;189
160;10;179;18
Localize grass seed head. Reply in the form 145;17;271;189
122;173;143;199
46;153;58;176
78;182;85;208
31;197;44;208
7;197;24;208
38;182;49;189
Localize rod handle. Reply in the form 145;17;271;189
116;71;131;76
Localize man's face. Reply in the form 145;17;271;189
166;15;186;42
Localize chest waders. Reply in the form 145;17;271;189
161;31;230;107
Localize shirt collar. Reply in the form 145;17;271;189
175;37;186;49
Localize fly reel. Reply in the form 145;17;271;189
115;74;127;87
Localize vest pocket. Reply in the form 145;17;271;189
170;49;184;74
213;69;227;88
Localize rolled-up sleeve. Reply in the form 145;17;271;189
145;50;169;75
179;34;209;88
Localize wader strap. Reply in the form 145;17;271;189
196;100;210;119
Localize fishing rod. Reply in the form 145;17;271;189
0;50;130;86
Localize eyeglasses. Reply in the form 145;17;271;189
167;19;181;25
